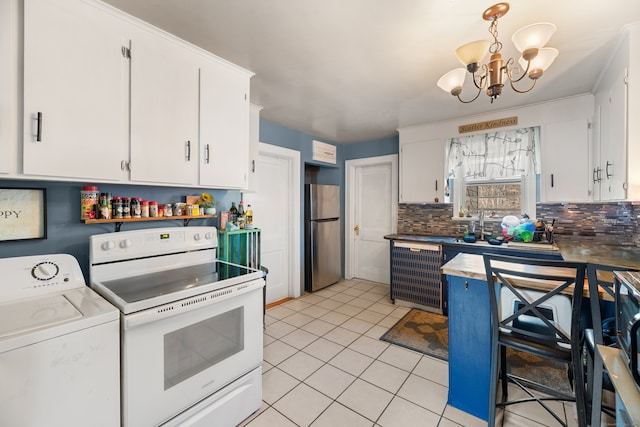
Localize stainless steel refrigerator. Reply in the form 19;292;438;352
305;184;342;292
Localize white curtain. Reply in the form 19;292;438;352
447;127;541;180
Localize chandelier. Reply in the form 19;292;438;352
437;2;558;103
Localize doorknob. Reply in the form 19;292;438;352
354;225;360;236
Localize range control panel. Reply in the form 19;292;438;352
89;226;218;264
0;254;86;303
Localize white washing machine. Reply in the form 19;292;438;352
0;254;120;427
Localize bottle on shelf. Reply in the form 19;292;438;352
238;201;245;229
246;204;253;227
229;202;239;224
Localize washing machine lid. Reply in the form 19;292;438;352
0;294;82;339
0;287;119;354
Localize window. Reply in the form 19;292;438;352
446;127;540;219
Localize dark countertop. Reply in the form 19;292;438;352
385;234;640;269
383;234;457;244
384;233;559;255
555;240;640;270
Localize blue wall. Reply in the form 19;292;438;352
344;135;398;161
0;120;398;289
258;120;398;288
0;181;241;280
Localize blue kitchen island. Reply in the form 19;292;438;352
442;254;495;421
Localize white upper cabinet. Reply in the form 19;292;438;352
541;118;590;202
0;0;16;175
129;28;199;186
246;104;262;192
399;138;445;203
23;0;128;181
19;0;252;188
199;60;251;189
591;24;639;201
596;68;628;200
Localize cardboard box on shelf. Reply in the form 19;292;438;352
185;195;200;205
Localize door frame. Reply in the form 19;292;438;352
256;142;302;299
345;154;398;280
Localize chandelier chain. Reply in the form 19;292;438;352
488;18;502;54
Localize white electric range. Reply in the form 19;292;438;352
89;226;265;427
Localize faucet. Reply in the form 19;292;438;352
479;210;485;240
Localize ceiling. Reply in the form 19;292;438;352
102;0;640;143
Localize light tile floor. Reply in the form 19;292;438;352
240;279;579;427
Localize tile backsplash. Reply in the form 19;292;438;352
397;202;640;245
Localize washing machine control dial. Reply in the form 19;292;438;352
102;241;116;250
31;261;60;281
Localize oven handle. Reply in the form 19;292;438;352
123;279;264;329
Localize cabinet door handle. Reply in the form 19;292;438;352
593;167;601;183
186;141;191;161
606;161;612;179
36;112;43;142
435;179;438;191
251;160;255;173
551;173;554;188
205;144;210;164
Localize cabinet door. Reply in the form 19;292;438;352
542;118;590;202
399;139;444;203
246;104;262;191
603;69;628;200
447;275;492;420
129;30;199;185
199;61;250;189
23;0;128;180
0;0;15;175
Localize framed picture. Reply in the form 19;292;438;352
0;188;47;242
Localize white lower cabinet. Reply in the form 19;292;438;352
129;29;199;186
23;0;129;181
199;61;251;189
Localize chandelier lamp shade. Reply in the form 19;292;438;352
437;3;558;103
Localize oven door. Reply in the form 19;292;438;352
120;278;264;427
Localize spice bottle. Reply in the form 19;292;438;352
131;198;141;218
141;200;149;218
122;197;131;218
149;201;158;217
113;196;123;219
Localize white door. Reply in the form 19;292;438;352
243;143;300;303
346;155;398;284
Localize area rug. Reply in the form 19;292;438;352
380;308;572;394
